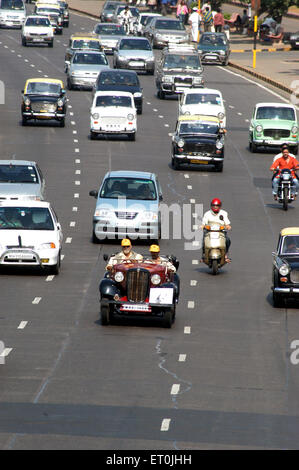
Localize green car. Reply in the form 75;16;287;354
249;102;298;154
197;32;230;66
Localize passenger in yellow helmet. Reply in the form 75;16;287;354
148;244;176;273
105;238;143;271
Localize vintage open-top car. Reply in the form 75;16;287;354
99;257;179;327
272;227;299;307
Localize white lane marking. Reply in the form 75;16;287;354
44;75;48;78
170;384;180;395
73;206;78;211
184;326;191;334
75;148;80;153
153;108;158;112
184;174;189;178
74;194;79;198
11;49;15;53
68;105;72;109
245;119;249;122
73;130;77;134
30;64;35;67
192;259;199;264
187;185;192;190
178;354;186;362
17;321;28;329
237;112;242;115
164;124;169;127
146;101;151;105
75;169;81;174
65;237;72;243
158;115;163;118
188;301;195;309
4;45;8;48
0;348;12;357
229;105;234;109
56;39;60;43
190;198;196;203
61;254;65;260
17;54;22;57
168;132;173;136
38;70;42;73
70;221;76;227
24;58;28;62
75;159;80;164
32;297;41;304
70;112;74;116
190;280;197;286
71;121;76;125
160;419;171;431
74;139;78;143
75;180;80;185
46;275;55;282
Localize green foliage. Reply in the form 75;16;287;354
259;0;299;22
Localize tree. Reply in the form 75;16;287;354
258;0;299;23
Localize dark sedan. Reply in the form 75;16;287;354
198;32;230;65
94;69;143;114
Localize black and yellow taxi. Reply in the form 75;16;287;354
21;78;67;127
64;33;103;72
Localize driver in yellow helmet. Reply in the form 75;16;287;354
148;244;176;273
105;238;143;271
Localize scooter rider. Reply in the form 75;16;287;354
270;147;299;199
105;238;143;271
119;6;133;32
201;198;231;262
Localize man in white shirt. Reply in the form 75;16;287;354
201;198;231;262
119;6;133;32
188;7;202;42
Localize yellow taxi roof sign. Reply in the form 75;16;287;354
281;227;299;237
24;78;64;93
178;114;220;123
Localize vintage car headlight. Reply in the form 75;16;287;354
216;141;224;149
255;124;263;133
24;98;31;106
114;271;124;282
39;242;56;249
291;125;298;134
92;113;99;119
194;77;203;84
177;139;185;148
127;113;134;120
183;111;190;115
57;99;64;107
151;274;161;285
279;264;290;276
133;92;142;97
218;112;225;119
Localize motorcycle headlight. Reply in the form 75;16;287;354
114;271;124;282
151;274;161;285
92;113;99;119
24;98;31;106
127;113;134;120
218;112;225;119
216;141;223;149
39;242;56;249
177;139;185;148
291;125;298;134
282;172;291;180
279;264;290;276
57;99;64;107
133;92;142;98
256;125;263;133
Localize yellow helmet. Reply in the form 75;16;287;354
149;244;160;253
121;238;131;247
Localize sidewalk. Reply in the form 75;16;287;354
67;0;299;93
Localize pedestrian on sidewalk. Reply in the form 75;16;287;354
188;6;201;42
213;8;224;32
203;6;213;32
177;0;188;24
201;1;211;12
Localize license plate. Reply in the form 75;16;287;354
33;38;41;42
129;61;144;67
120;303;151;312
7;253;33;260
206;55;217;59
191;159;208;164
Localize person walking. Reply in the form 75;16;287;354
188;6;201;42
203;6;213;32
148;0;157;13
176;0;188;24
213;7;225;32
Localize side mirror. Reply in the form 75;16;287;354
89;190;98;198
61;89;66;95
103;254;108;261
159;194;163;201
57;222;62;231
21;89;24;94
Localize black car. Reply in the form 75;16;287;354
197;32;230;65
94;69;143;114
272;228;299;307
171;115;225;171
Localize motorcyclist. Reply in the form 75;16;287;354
273;143;295;162
270;147;299;199
201;198;231;262
119;6;133;32
105;238;143;271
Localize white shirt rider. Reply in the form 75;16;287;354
119;8;133;22
202;209;230;227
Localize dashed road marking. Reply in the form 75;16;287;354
70;221;76;227
75;170;81;174
17;321;28;329
46;275;55;282
160;419;171;431
188;301;195;309
190;280;197;286
184;326;191;334
178;354;186;362
32;297;42;304
75;148;80;153
75;180;80;185
73;206;78;211
190;199;196;203
170;384;180;395
187;185;192;190
192;259;199;264
74;194;79;198
65;237;72;243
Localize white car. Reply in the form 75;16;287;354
179;88;226;128
0;201;63;274
90;91;137;141
21;15;54;47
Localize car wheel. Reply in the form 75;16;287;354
249;141;257;153
92;228;99;243
273;292;285;308
22;37;26;46
223;58;229;66
59;118;65;128
90;131;97;140
163;307;174;328
215;162;223;172
128;133;136;141
49;252;61;275
67;79;73;90
48;41;53;48
172;156;180;170
22;116;27;126
158;89;165;99
100;299;110;325
148;69;155;75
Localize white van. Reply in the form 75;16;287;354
0;0;26;28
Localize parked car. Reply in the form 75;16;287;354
64;33;103;72
197;32;230;65
0;160;45;201
272;227;299;307
89;170;163;242
35;2;63;34
145;17;189;48
0;201;63;274
21;15;53;47
94;69;143;114
171;114;225;171
93;22;127;54
21;78;67;127
100;0;124;23
156;44;204;99
113;37;155;74
179;88;226;128
249;102;298;154
66;51;110;90
90;91;137;140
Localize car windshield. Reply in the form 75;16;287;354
73;53;108;65
98;71;138;86
164;54;200;69
95;24;126;35
0;0;24;10
117;6;139;17
72;39;101;50
26;81;61;95
256;106;296;120
25;17;50;26
36;7;60;14
95;95;132;107
179;122;219;134
155;19;185;30
0;207;54;230
185;93;221;105
119;39;151;50
100;178;157;200
0;164;39;183
281;236;299;254
200;34;226;45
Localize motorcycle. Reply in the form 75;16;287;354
120;16;136;34
202;222;228;275
274;168;296;211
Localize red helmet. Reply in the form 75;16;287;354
211;198;222;213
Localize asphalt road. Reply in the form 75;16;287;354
1;9;299;450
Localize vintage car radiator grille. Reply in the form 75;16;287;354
264;129;290;138
32;101;57;113
184;142;215;153
290;270;299;283
127;268;149;302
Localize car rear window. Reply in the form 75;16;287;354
119;38;151;50
155;19;185;30
0;165;38;183
100;178;157;200
98;71;138;86
95;24;126;35
256;107;296;120
73;53;108;65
